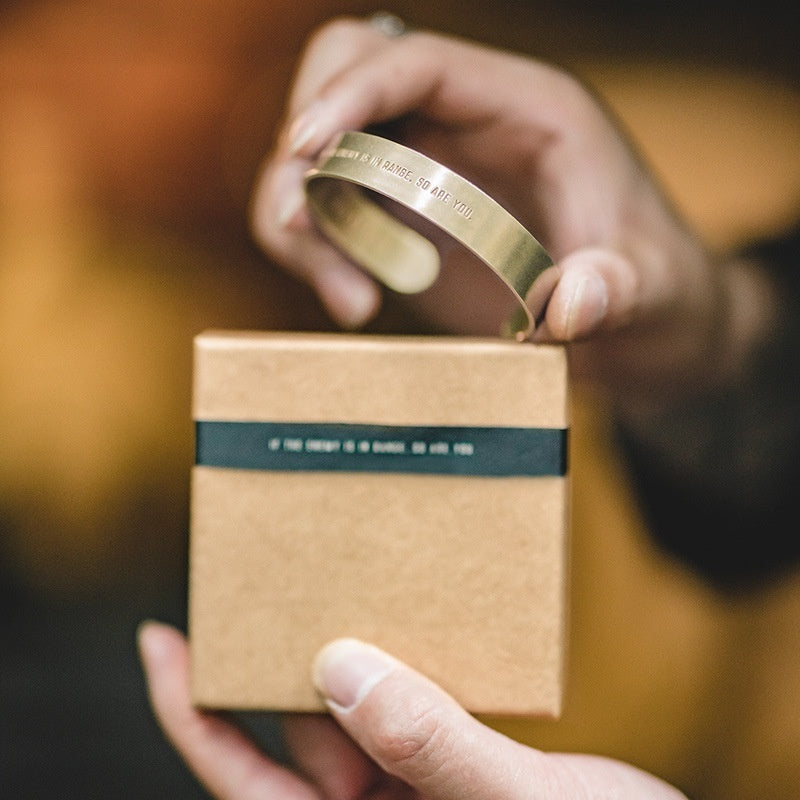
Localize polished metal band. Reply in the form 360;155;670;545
304;131;553;340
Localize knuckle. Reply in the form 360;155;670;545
306;16;367;52
373;700;451;781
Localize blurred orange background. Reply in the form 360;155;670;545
1;2;799;798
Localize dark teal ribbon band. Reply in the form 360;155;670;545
196;421;567;477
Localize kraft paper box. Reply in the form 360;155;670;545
189;330;569;717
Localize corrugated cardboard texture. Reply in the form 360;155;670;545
190;331;569;717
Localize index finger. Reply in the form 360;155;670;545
280;20;569;165
138;622;318;800
282;17;392;121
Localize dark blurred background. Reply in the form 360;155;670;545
2;1;799;798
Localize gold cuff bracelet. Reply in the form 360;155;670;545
304;131;553;340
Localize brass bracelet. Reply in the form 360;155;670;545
304;131;553;340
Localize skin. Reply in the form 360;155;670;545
249;18;778;418
139;17;784;798
139;622;688;799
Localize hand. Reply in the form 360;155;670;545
138;621;687;799
250;17;776;414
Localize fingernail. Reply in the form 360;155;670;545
524;264;560;322
286;100;335;156
312;638;397;712
564;270;608;338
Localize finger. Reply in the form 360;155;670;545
539;247;638;341
283;714;381;800
138;621;317;800
281;26;540;161
312;639;688;800
249;158;382;328
250;18;394;328
281;17;392;124
311;638;549;800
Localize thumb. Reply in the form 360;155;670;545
311;639;689;800
539;246;640;341
310;638;549;800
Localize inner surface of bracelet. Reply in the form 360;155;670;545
305;178;441;295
